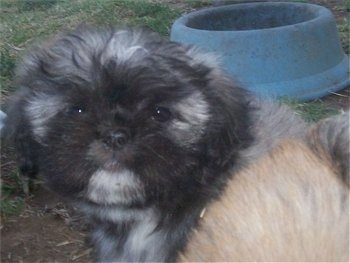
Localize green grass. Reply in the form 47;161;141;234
282;99;340;123
0;0;181;98
0;49;17;96
1;0;180;41
0;169;26;217
334;0;349;53
338;18;350;54
0;196;25;217
185;0;212;8
339;0;350;11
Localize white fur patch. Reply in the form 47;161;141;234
87;169;145;205
101;30;149;64
92;227;117;261
125;211;166;261
87;208;166;262
25;92;64;141
79;203;149;223
170;91;210;144
186;47;222;70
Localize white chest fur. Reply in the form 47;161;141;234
82;204;167;262
123;214;166;261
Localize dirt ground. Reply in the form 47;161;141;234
1;188;92;262
1;1;349;262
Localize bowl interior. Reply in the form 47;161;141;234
186;4;319;31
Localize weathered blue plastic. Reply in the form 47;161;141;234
170;2;350;100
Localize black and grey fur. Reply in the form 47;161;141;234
5;27;307;262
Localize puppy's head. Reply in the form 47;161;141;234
7;27;252;208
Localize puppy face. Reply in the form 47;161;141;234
7;27;252;209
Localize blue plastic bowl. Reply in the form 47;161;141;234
170;2;349;100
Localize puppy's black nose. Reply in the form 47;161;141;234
102;130;129;149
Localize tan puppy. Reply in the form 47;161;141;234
180;112;349;262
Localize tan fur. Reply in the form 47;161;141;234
180;137;349;262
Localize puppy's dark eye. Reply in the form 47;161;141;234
66;105;85;115
152;106;171;122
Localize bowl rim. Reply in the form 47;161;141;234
173;1;333;33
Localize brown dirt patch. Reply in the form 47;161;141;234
1;187;92;262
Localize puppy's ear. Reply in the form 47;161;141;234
4;88;40;178
206;75;252;169
308;111;350;186
185;48;253;170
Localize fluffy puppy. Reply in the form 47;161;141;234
180;112;350;262
5;26;307;262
